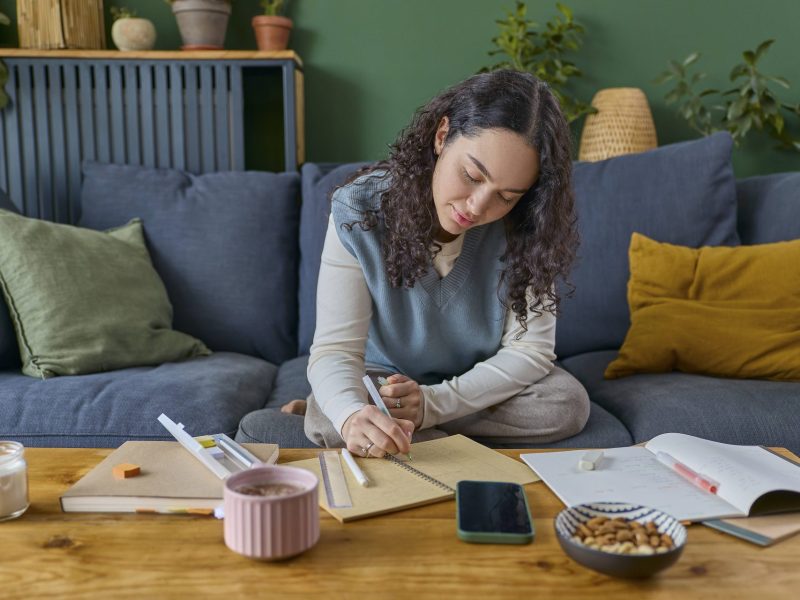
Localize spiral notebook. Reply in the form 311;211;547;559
286;435;538;522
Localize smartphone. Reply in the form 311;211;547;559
456;480;534;544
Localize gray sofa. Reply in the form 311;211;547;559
1;132;798;452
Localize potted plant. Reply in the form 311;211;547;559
252;0;292;51
165;0;232;50
111;7;157;51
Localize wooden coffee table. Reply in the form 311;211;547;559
3;447;798;599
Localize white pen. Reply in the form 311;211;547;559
362;375;413;461
341;448;370;487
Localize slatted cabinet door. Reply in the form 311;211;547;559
0;51;302;223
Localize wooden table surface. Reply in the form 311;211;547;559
2;447;798;599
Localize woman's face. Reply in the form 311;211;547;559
431;119;540;242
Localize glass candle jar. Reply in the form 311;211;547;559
0;441;29;521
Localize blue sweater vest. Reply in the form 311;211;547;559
330;172;507;385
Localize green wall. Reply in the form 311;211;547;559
1;0;799;175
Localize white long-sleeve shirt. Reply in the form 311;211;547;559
307;216;556;436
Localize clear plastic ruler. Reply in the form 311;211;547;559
318;451;353;508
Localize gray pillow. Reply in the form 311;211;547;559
79;162;301;366
736;172;800;244
555;132;740;359
0;189;20;370
298;162;370;355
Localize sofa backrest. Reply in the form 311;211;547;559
555;132;740;358
0;189;23;369
78;162;302;366
298;162;370;355
736;172;800;245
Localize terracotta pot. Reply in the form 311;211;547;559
171;0;231;50
252;15;293;51
111;18;157;51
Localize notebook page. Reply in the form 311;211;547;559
417;435;539;488
285;435;537;522
287;452;449;522
521;447;741;521
645;433;800;514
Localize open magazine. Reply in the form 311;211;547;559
521;433;800;522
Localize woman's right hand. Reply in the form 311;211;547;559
341;406;414;458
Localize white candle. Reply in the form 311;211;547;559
0;441;29;521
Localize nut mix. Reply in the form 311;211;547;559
570;516;675;555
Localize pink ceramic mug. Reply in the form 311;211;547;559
223;465;320;560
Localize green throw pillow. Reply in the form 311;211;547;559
0;210;210;378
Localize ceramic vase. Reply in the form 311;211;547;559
111;18;157;52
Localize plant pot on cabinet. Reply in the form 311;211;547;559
252;15;293;51
171;0;231;50
112;18;157;51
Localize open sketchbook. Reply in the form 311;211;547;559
60;441;278;513
286;435;538;523
521;433;800;522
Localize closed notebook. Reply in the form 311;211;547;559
703;514;800;546
286;434;539;523
60;441;278;513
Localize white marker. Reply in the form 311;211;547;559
578;450;604;471
362;375;413;461
341;448;370;487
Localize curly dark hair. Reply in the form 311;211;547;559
339;69;578;332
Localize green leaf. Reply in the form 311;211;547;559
668;60;684;77
743;50;756;65
556;3;573;20
729;64;748;80
727;97;748;120
773;113;785;134
768;76;791;89
665;89;683;104
683;52;700;66
0;12;10;26
653;72;674;85
754;39;775;59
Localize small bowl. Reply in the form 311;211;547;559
554;502;687;579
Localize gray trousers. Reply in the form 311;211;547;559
236;366;590;449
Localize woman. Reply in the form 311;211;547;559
239;69;589;456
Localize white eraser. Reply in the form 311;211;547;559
578;450;604;471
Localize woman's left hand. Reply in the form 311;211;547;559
379;375;424;428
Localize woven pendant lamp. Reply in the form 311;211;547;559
578;88;658;162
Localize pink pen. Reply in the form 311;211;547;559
656;451;719;494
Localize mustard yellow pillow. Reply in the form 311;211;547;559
605;233;800;381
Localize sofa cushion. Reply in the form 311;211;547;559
736;172;800;244
265;354;313;408
0;352;277;447
79;162;301;366
605;233;800;381
0;189;21;370
561;350;800;454
0;213;209;378
556;132;740;359
298;162;370;355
